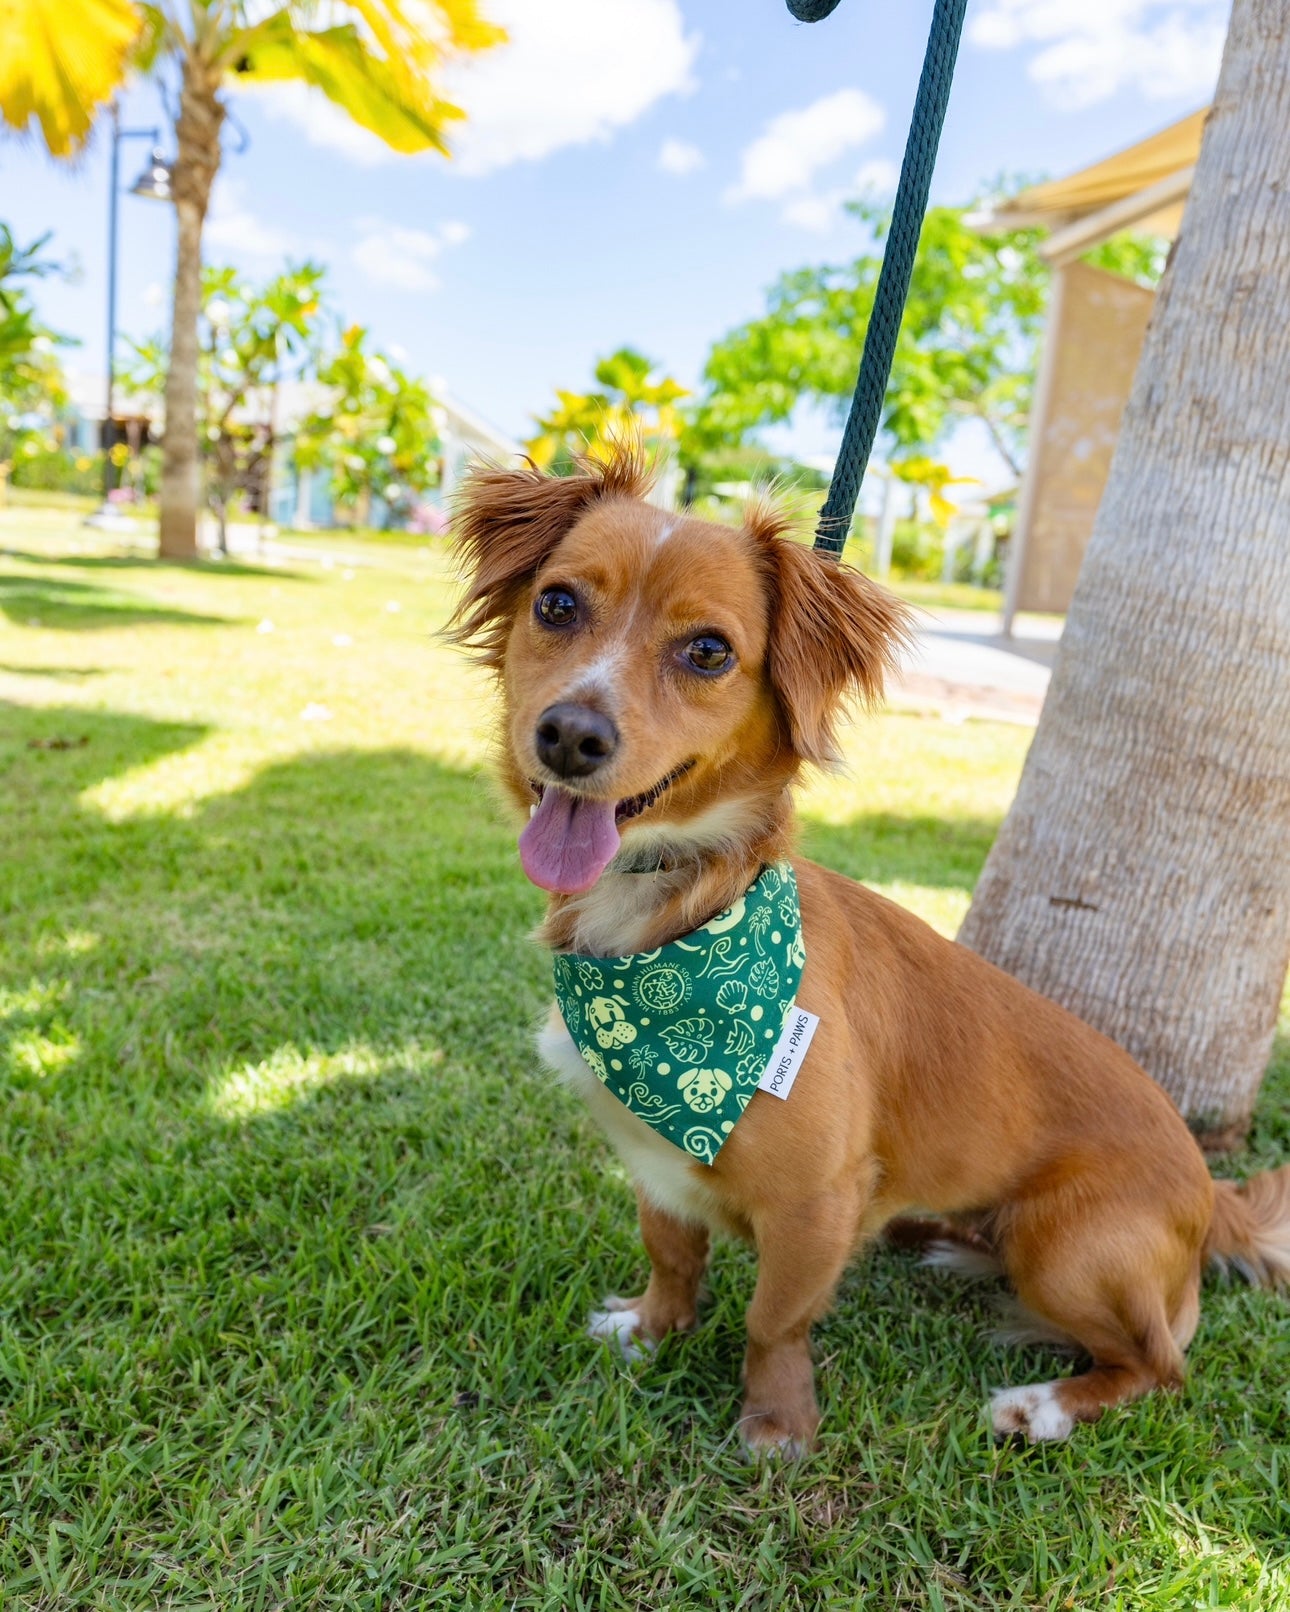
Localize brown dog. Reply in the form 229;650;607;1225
449;448;1290;1456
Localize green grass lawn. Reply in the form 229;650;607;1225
1;503;1288;1611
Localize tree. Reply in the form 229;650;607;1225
0;0;502;560
697;200;1164;480
526;347;689;473
126;261;325;551
0;226;70;501
958;0;1290;1151
295;325;440;528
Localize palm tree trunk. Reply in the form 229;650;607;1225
158;51;224;561
958;0;1290;1151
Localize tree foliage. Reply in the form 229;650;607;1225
0;0;504;158
697;199;1166;481
526;348;688;472
296;325;440;527
0;226;70;487
126;262;326;545
0;0;502;557
0;0;142;155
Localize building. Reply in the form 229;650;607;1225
60;369;522;532
970;108;1206;631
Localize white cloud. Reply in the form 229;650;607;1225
247;0;698;175
779;194;840;233
853;156;900;195
205;178;301;259
448;0;699;174
726;89;886;205
968;1;1227;107
780;159;899;232
658;137;705;175
350;218;470;293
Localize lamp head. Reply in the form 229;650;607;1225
130;149;174;203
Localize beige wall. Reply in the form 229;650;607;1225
1013;262;1156;615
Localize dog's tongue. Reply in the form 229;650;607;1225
519;788;621;894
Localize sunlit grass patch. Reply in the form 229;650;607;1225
208;1042;423;1119
80;732;288;820
5;1026;80;1081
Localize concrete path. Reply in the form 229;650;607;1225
893;608;1063;725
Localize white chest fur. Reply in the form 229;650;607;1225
537;1008;720;1230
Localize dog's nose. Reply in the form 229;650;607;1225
534;703;618;779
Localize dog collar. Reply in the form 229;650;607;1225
553;863;807;1164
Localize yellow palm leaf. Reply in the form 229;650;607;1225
0;0;142;155
231;11;481;155
343;0;506;67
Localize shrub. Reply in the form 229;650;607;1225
10;445;105;497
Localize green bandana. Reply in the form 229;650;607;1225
553;863;808;1165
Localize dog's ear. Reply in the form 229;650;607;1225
751;502;913;767
447;451;650;668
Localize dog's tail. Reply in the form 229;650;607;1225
1205;1166;1290;1286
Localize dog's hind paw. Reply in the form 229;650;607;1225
587;1299;655;1363
989;1382;1074;1441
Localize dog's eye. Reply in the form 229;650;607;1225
536;588;578;627
685;635;733;674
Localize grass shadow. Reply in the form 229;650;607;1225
1;545;314;584
0;662;105;679
0;572;235;630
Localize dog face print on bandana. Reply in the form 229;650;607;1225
553;863;808;1164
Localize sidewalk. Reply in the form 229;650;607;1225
892;607;1062;725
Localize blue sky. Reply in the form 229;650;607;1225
1;0;1228;486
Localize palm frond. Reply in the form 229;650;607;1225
0;0;143;155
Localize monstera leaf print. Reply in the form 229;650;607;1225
660;1017;715;1065
749;957;780;999
716;980;748;1012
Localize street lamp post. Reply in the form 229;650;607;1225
90;101;173;524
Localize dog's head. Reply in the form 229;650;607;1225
448;448;910;895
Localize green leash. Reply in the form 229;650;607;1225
787;0;969;555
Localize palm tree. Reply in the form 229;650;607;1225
958;0;1290;1150
1;0;502;558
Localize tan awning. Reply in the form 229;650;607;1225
973;107;1208;251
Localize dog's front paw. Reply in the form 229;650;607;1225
989;1382;1074;1441
737;1407;817;1462
587;1297;656;1364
